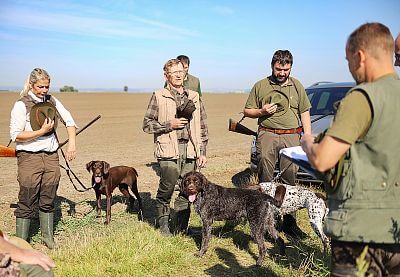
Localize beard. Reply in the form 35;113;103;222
272;74;289;84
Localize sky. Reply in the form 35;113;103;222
0;0;399;92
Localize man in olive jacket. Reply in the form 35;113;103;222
301;22;400;276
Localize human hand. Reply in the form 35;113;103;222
40;118;54;134
66;143;76;161
261;103;277;115
300;133;315;153
197;155;207;168
171;118;188;129
12;248;55;272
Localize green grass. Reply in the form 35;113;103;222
42;204;330;276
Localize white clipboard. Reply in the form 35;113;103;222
279;146;317;177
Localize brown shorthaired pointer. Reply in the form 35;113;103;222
86;160;143;224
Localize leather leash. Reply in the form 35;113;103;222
55;115;101;192
55;132;95;192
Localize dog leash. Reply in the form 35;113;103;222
186;121;203;173
56;133;95;192
272;160;294;183
55;115;101;192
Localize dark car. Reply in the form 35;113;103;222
250;81;355;182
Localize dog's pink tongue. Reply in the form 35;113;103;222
189;194;196;203
95;177;102;183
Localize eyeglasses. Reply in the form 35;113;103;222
36;85;50;89
168;70;185;76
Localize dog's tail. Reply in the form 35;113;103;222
271;185;286;208
130;167;138;177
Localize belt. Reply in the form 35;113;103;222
16;150;57;155
178;139;189;144
259;126;302;135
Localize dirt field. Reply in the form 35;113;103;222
0;92;258;234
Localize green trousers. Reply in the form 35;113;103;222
156;143;195;231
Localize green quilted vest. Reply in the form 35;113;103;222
324;74;400;243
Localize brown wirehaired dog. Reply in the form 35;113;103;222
86;160;143;224
181;171;286;266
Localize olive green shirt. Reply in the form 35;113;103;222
326;90;372;144
245;76;311;129
184;74;202;97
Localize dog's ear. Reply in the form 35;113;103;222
315;192;326;201
103;161;110;175
197;171;208;187
86;161;95;172
274;185;286;207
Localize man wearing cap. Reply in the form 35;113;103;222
243;50;311;238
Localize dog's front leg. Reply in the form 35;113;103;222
105;194;112;225
95;190;102;218
196;218;212;257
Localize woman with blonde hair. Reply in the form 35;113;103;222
10;68;77;249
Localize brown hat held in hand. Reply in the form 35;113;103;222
30;102;58;134
269;90;289;116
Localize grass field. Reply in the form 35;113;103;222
0;92;330;276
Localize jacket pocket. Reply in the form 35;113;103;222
328;162;353;201
323;209;347;239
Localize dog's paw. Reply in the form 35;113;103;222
194;251;204;258
137;210;144;221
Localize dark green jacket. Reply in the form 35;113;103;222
324;74;400;243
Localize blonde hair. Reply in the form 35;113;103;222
20;68;51;98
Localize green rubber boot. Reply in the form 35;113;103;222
156;205;171;237
16;217;31;241
39;211;55;249
173;195;191;235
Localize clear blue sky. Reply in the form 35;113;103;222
0;0;399;91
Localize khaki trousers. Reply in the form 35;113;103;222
256;130;299;185
15;151;60;218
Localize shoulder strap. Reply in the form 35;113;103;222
290;77;300;96
48;95;66;126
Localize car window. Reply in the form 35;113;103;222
306;86;352;115
316;92;330;110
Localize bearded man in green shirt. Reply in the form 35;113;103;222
302;22;400;276
244;50;311;239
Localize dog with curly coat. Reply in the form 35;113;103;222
257;182;330;252
181;171;286;266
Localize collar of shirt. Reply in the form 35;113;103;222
28;91;44;102
169;87;189;98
